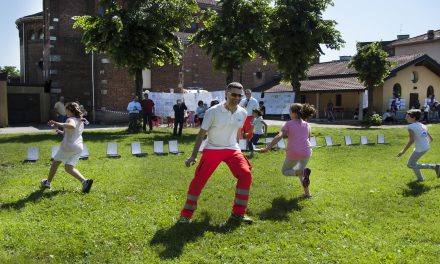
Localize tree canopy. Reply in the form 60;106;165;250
0;66;20;78
349;41;391;113
193;0;272;84
268;0;344;102
73;0;199;96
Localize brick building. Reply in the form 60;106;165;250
17;0;279;115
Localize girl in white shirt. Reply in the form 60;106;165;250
248;109;267;157
397;109;440;181
41;102;94;193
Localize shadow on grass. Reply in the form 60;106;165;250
150;212;240;260
1;189;64;210
258;196;303;221
402;181;431;197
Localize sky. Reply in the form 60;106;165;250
1;0;440;69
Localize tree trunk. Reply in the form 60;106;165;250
367;85;374;114
135;68;143;98
226;68;233;85
291;76;301;103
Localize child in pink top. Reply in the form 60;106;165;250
261;103;316;197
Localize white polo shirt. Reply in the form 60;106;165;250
239;97;259;116
201;103;247;150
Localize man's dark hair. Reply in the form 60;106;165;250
226;82;243;90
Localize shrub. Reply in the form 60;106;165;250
361;113;382;127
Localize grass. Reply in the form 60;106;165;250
1;125;440;263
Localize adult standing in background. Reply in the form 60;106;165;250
196;100;206;126
127;96;142;133
141;93;155;133
54;96;67;130
173;99;187;136
239;89;259;140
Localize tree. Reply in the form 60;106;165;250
349;42;391;114
193;0;272;84
0;66;20;78
73;0;199;97
268;0;344;102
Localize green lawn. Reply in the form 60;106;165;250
1;125;440;263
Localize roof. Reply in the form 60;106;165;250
262;53;440;93
388;29;440;47
265;77;365;93
16;11;43;25
386;53;440;80
306;60;357;78
22;12;43;18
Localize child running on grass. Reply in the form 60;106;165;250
41;102;94;193
260;103;316;198
397;109;440;181
248;109;267;158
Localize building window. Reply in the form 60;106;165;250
393;83;402;98
335;94;342;106
427;85;434;97
38;30;44;40
29;30;36;40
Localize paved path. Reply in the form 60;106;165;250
0;120;411;135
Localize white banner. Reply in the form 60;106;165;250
148;91;292;116
263;92;295;115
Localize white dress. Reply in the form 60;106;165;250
54;117;84;165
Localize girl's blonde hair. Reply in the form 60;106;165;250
289;103;316;120
65;102;83;119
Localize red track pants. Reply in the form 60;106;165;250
181;149;252;218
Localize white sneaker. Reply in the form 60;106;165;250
40;179;51;190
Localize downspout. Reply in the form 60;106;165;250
22;22;26;83
91;50;95;123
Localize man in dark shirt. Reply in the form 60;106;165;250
173;99;187;136
141;93;155;133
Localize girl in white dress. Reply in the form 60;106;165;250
41;102;93;193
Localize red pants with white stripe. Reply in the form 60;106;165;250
241;116;253;140
181;149;252;218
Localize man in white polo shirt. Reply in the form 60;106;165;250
239;89;259;140
179;82;253;224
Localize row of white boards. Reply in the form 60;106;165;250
310;134;388;147
24;135;388;161
25;141;184;161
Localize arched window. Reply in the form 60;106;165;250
427;85;434;97
38;29;44;40
393;83;401;98
29;30;36;40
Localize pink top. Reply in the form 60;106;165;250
282;119;311;160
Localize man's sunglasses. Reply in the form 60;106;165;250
229;92;243;98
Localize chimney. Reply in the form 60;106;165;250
427;30;434;40
339;56;352;61
397;34;409;40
